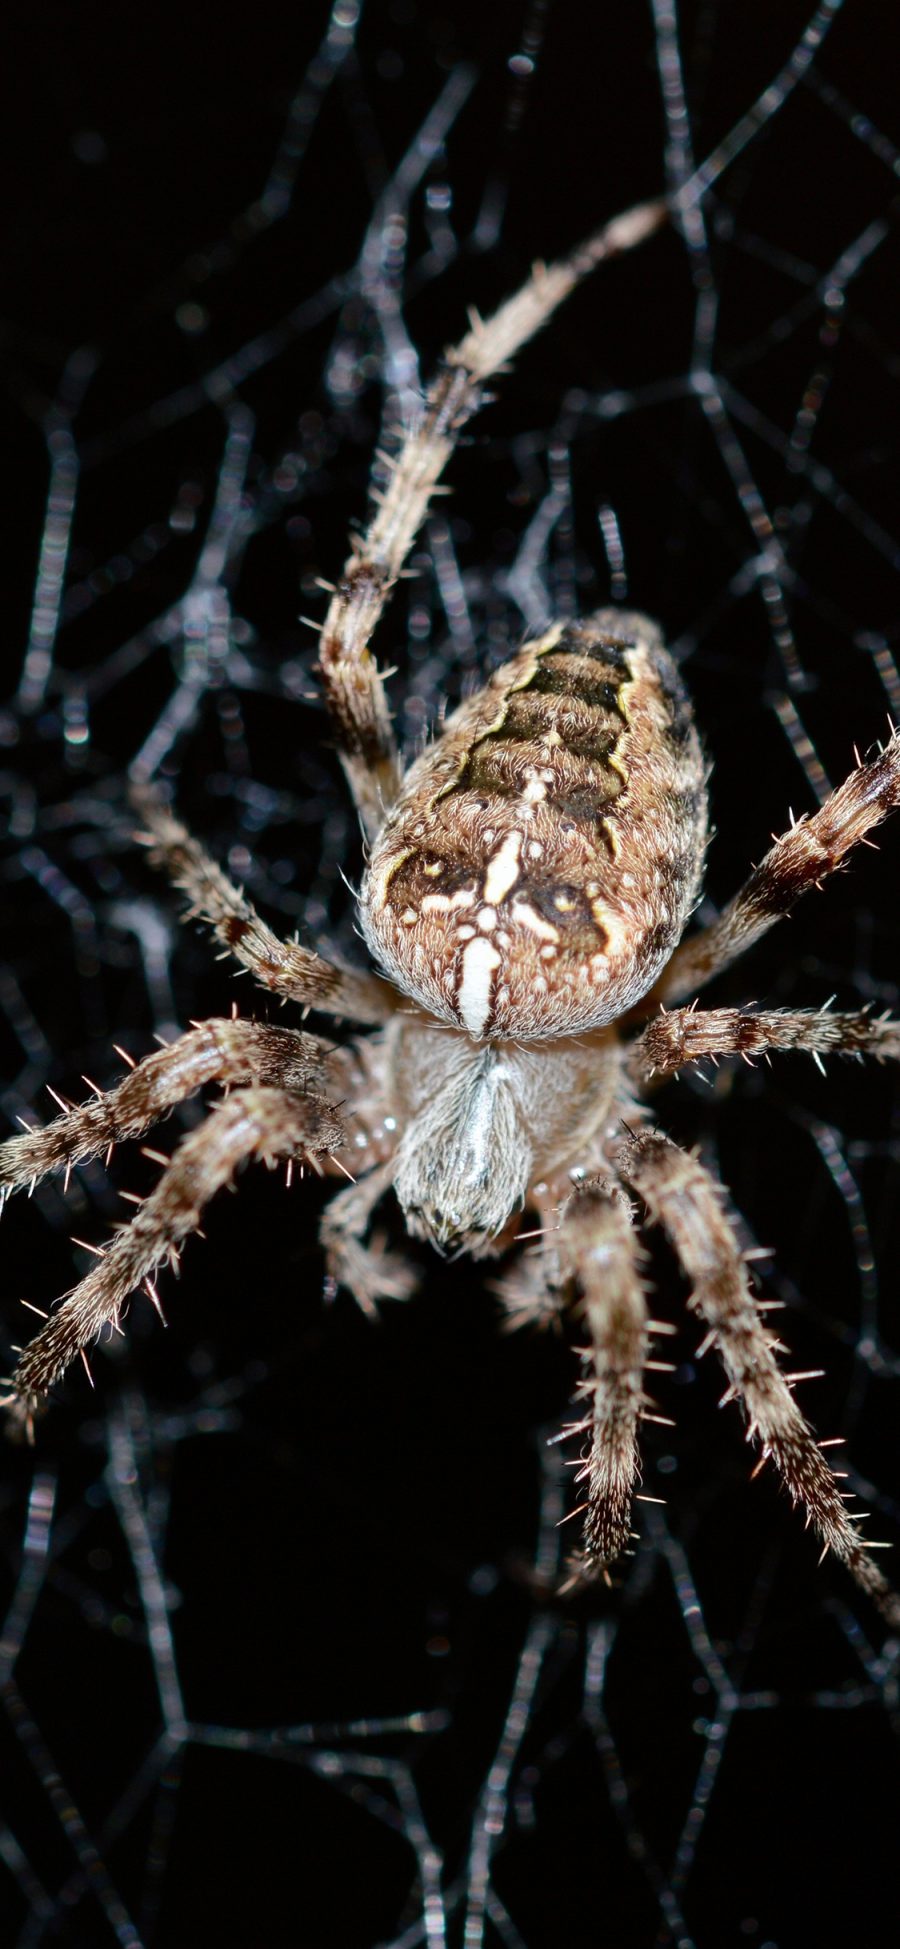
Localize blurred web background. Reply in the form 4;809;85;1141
2;1;900;1943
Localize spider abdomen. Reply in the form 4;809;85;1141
361;610;707;1038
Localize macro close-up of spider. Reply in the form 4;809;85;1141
5;4;900;1942
3;190;900;1629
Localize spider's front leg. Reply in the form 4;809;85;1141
616;1129;900;1626
653;730;900;1005
497;1179;652;1584
553;1178;650;1584
4;1085;344;1425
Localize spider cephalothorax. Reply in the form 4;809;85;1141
364;609;705;1249
3;194;900;1622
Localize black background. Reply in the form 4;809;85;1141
2;2;900;1945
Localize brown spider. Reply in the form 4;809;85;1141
3;195;900;1621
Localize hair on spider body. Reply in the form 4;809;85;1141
3;196;900;1625
360;611;707;1043
362;607;705;1251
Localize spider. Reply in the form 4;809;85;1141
3;194;900;1622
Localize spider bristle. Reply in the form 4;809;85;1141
547;1417;593;1444
143;1280;166;1323
556;1503;590;1527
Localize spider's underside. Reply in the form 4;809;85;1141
3;196;900;1621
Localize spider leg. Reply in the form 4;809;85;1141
629;1004;900;1083
4;1085;344;1420
319;1159;418;1316
316;198;667;838
652;731;900;1005
551;1178;650;1583
132;786;394;1024
0;1017;330;1201
616;1129;900;1626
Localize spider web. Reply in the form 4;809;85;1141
2;1;900;1943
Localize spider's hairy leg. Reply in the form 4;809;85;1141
617;1130;900;1626
553;1178;650;1585
0;1018;329;1200
316;197;667;838
319;1159;418;1316
4;1087;344;1424
653;731;900;1005
629;1004;900;1083
131;785;394;1025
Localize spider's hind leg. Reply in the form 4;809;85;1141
314;198;667;840
654;729;900;1006
132;786;392;1025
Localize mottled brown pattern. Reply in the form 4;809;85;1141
4;199;900;1619
361;611;707;1037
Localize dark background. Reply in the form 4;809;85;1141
2;2;900;1944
